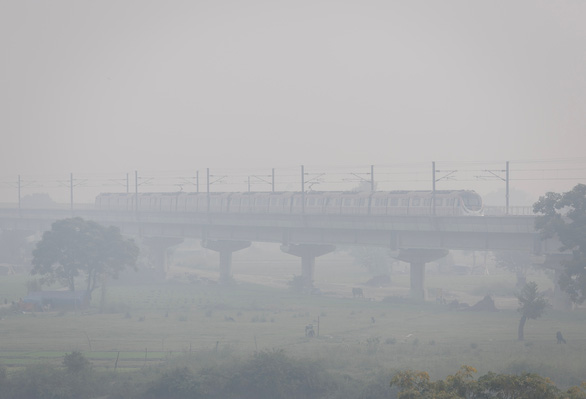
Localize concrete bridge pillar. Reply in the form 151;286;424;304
280;244;336;288
201;240;251;283
394;248;449;301
141;237;184;274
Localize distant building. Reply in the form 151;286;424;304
20;291;89;311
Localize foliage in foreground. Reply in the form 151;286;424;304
1;351;586;399
392;366;586;399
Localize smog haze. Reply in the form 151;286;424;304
1;1;585;183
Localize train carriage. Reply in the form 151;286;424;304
266;192;294;214
304;192;330;214
95;189;482;217
95;193;135;212
208;192;232;213
249;192;271;213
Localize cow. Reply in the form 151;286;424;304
556;331;567;344
352;288;364;298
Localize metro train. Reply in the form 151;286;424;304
95;190;483;216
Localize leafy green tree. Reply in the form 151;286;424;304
31;218;138;298
390;366;477;399
391;366;586;399
390;369;433;398
477;371;561;399
534;184;586;303
493;250;534;289
517;281;549;341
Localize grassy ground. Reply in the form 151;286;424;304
0;246;584;388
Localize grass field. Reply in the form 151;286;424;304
0;245;585;388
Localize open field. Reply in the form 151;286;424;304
1;246;585;388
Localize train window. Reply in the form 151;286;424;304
401;199;409;206
308;198;315;206
344;198;352;206
284;199;289;206
412;198;421;206
359;198;365;206
455;199;459;206
317;198;323;205
391;198;398;206
424;199;431;206
295;198;301;206
271;198;278;205
242;199;249;206
374;199;380;206
436;198;443;206
335;199;341;206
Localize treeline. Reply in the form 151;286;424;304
1;350;585;399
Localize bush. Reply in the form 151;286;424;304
63;351;92;374
144;367;202;399
5;364;71;399
227;349;334;399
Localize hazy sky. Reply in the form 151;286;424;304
1;0;585;200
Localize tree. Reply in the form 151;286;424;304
534;184;586;303
517;281;549;341
493;250;534;289
31;218;138;298
390;366;585;399
348;246;394;276
477;371;561;399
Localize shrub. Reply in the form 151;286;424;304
63;351;92;374
144;367;202;399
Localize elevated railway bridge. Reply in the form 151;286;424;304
0;206;561;301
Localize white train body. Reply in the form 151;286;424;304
95;190;482;216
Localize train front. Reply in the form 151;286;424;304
458;191;483;215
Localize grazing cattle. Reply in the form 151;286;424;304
352;288;364;298
556;331;567;344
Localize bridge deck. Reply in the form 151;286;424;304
0;208;557;254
